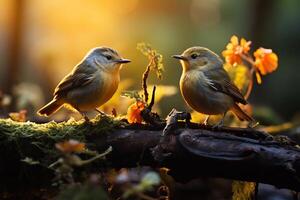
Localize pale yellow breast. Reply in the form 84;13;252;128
180;71;233;115
67;71;120;111
97;72;120;105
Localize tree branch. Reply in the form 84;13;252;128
0;117;300;191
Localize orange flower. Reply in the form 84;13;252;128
222;35;251;65
56;139;85;153
127;101;146;124
254;48;278;75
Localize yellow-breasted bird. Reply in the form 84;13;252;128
173;46;255;126
37;47;130;120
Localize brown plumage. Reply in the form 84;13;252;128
37;47;130;120
173;46;255;126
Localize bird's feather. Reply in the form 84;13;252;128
203;67;247;105
54;61;97;98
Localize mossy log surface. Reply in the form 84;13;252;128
1;116;300;191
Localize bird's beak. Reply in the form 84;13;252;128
115;59;131;64
172;55;187;61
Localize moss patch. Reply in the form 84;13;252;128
0;115;124;190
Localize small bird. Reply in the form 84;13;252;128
173;46;255;127
37;47;130;120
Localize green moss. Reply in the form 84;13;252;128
0;115;123;166
0;115;123;140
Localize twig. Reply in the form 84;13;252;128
244;67;255;100
240;53;258;99
142;61;153;103
240;54;255;66
48;158;63;168
79;146;112;165
148;86;156;110
140;86;164;126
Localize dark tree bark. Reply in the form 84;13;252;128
0;117;300;191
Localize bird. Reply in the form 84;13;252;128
37;47;131;121
172;46;255;127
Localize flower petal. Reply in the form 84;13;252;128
254;48;278;75
222;35;252;66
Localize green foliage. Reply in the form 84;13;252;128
232;181;256;200
121;90;143;102
137;43;164;80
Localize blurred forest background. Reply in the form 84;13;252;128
0;0;300;123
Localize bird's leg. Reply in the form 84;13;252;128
82;114;89;122
75;107;90;122
248;121;259;128
80;112;90;122
212;112;227;129
203;115;210;125
95;108;107;116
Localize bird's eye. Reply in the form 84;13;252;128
105;55;112;60
191;54;198;59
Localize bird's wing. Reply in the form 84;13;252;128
203;68;247;105
54;62;97;98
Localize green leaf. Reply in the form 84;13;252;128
121;90;143;101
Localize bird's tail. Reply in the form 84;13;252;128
231;103;255;122
37;98;63;116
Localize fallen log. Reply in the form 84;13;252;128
0;115;300;191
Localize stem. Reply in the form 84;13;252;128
148;86;156;110
240;53;255;67
142;61;152;104
79;146;112;165
240;53;257;99
244;67;255;100
48;158;63;168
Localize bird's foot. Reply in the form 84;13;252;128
75;108;91;123
83;118;93;125
212;119;224;130
212;124;223;130
81;114;92;124
202;115;210;126
248;121;259;128
84;116;90;121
